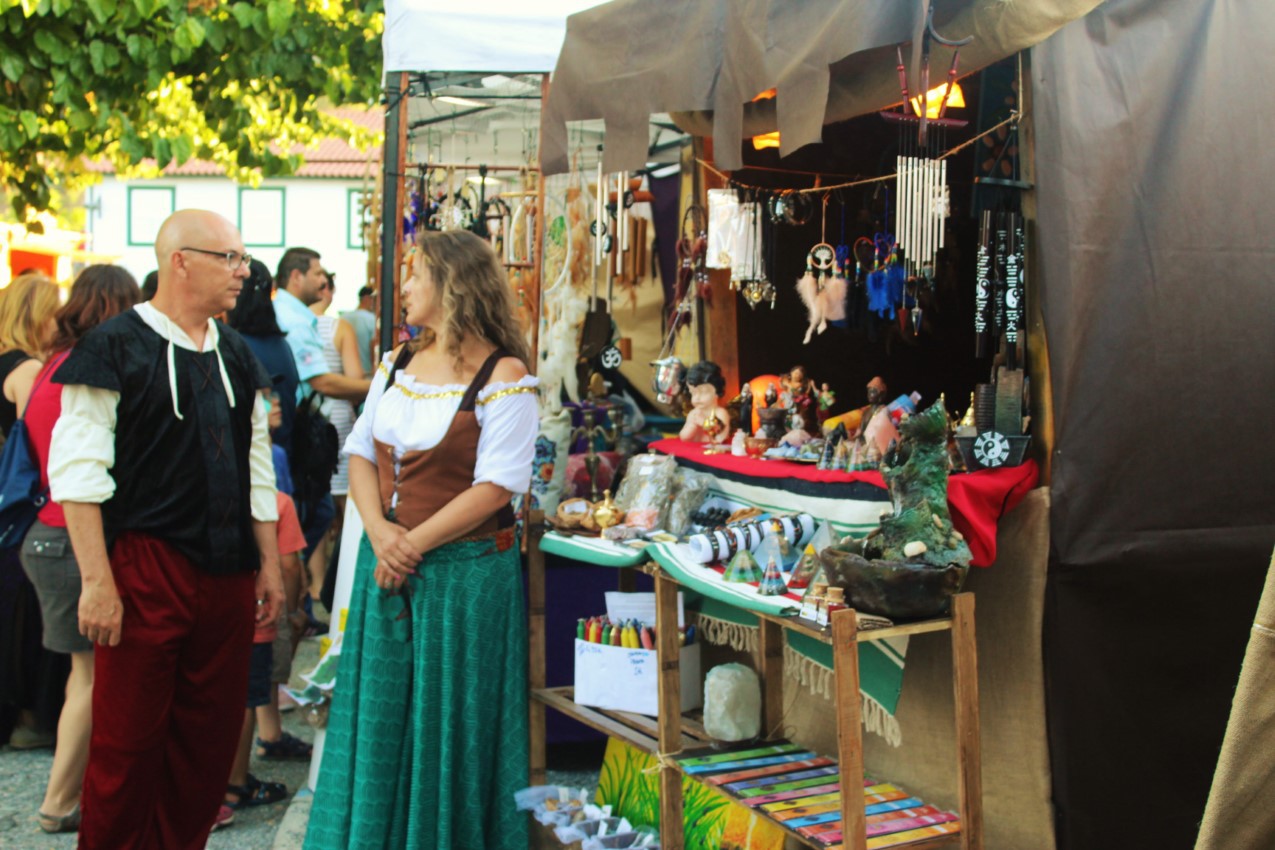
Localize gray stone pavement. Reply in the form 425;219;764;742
0;629;603;850
0;636;323;850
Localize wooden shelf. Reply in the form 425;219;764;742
526;523;981;850
532;684;959;850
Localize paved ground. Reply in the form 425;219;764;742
0;637;323;850
0;633;603;850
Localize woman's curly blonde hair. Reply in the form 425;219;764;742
410;229;531;369
0;273;60;358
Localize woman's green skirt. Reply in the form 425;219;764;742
304;534;529;849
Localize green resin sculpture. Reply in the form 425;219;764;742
820;398;971;618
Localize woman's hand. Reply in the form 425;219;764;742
366;517;422;577
374;561;407;592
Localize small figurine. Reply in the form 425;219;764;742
848;376;898;462
730;428;747;457
783;365;818;434
764;382;779;408
817;383;836;425
678;360;730;445
571;409;612;499
736;382;753;436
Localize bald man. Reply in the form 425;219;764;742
49;210;285;849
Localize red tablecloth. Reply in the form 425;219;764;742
650;437;1039;567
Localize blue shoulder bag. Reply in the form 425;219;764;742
0;361;56;549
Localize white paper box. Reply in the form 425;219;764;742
573;639;702;716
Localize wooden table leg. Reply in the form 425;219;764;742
759;619;784;740
527;514;547;787
832;609;867;850
655;571;684;850
951;593;983;850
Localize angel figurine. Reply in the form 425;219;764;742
679;360;730;445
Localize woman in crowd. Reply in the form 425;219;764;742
304;277;362;610
305;230;537;850
227;260;300;454
0;272;64;753
20;265;140;833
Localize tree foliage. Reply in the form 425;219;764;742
0;0;384;220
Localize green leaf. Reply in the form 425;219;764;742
125;32;143;60
132;0;161;17
152;136;171;168
33;28;70;63
89;39;106;75
84;0;115;24
18;110;39;139
229;2;257;29
0;53;23;83
170;133;193;163
265;0;294;33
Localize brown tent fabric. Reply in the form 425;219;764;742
1196;549;1275;850
541;0;1100;175
1033;1;1275;848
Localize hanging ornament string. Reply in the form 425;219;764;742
694;110;1022;196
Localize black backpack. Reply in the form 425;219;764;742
289;392;339;517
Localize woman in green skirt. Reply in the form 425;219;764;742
305;230;538;849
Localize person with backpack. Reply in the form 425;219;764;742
0;272;64;755
272;248;370;615
19;266;141;835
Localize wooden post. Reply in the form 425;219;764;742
617;566;637;593
758;619;784;739
951;593;983;850
378;71;409;354
527;512;547;786
832;609;867;850
655;572;684;850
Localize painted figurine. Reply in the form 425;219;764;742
679;360;730;444
784;365;818;434
817;383;836;425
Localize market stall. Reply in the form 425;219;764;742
306;4;1275;850
534;3;1275;850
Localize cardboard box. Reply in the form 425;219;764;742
574;639;703;716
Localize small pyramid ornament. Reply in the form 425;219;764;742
723;548;763;583
788;544;821;589
770;522;798;570
757;555;788;596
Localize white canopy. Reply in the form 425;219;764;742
383;0;604;74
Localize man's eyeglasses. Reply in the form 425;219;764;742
180;247;252;271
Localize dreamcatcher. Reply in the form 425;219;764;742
795;195;847;344
671;204;706;332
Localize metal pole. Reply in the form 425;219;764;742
379;72;408;354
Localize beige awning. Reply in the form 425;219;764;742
541;0;1101;175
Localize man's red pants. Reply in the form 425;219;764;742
79;533;255;850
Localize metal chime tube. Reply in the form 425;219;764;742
594;158;605;268
899;157;909;272
897;154;907;263
911;157;922;276
938;159;947;250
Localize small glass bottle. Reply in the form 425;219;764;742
802;581;828;623
823;586;848;624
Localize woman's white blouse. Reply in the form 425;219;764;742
344;352;540;495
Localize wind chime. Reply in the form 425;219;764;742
730;194;775;310
796;194;847;344
882;6;972;335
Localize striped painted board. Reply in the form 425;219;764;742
705;757;837;786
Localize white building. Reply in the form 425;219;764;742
84;107;382;315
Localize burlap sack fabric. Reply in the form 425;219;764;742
1195;549;1275;850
